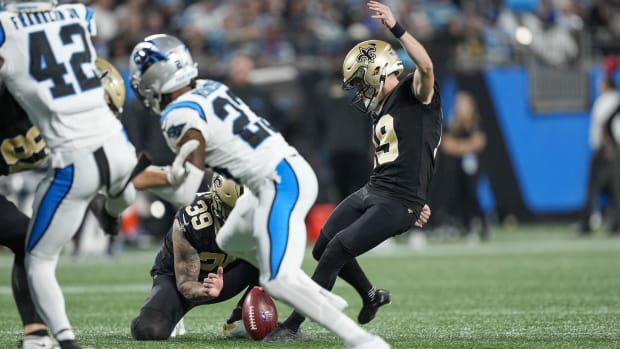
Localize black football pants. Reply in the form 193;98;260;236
131;260;258;340
311;184;418;292
0;194;44;327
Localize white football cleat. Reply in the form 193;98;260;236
22;335;60;349
348;335;391;349
169;317;186;338
223;320;249;338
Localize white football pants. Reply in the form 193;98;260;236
217;154;374;346
25;130;137;339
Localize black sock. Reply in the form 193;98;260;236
227;307;242;324
282;312;306;332
282;237;354;333
12;257;45;326
337;260;374;303
366;287;377;303
25;329;49;337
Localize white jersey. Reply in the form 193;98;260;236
160;79;297;191
0;4;122;159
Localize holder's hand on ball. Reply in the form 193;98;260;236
203;266;224;298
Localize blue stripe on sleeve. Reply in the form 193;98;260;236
27;165;74;252
85;7;94;33
160;101;206;124
267;159;299;279
0;22;5;48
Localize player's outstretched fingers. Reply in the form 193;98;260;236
415;205;431;228
421;204;431;218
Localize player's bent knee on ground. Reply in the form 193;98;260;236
131;308;175;340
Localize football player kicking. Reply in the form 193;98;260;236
131;174;258;340
129;34;390;348
266;0;440;341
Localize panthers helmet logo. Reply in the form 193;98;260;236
132;46;169;74
166;123;186;139
356;46;376;64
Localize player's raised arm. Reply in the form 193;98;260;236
368;1;434;104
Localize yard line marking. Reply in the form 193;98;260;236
0;283;149;295
366;238;620;257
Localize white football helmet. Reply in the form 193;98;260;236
342;40;403;113
2;0;56;12
129;34;198;114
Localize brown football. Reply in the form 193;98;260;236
242;286;278;340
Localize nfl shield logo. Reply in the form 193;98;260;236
260;310;273;322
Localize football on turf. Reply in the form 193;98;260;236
242;286;278;340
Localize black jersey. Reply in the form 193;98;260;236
151;193;237;280
368;73;443;209
0;87;48;176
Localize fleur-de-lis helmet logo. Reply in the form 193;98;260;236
213;175;223;189
356;46;376;64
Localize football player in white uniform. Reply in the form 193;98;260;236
129;34;390;349
0;56;128;349
0;1;137;348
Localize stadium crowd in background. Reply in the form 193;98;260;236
3;0;620;243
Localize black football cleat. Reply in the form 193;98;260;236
358;288;391;324
58;339;82;349
262;324;303;343
88;194;120;236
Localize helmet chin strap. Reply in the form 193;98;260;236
368;73;387;113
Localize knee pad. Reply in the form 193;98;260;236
130;308;174;340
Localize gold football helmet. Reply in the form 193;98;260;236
95;58;126;116
342;40;403;113
211;174;243;221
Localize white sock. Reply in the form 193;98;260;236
26;254;73;336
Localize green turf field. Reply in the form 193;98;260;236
1;225;619;349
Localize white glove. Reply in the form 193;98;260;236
166;140;200;187
151;162;205;207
